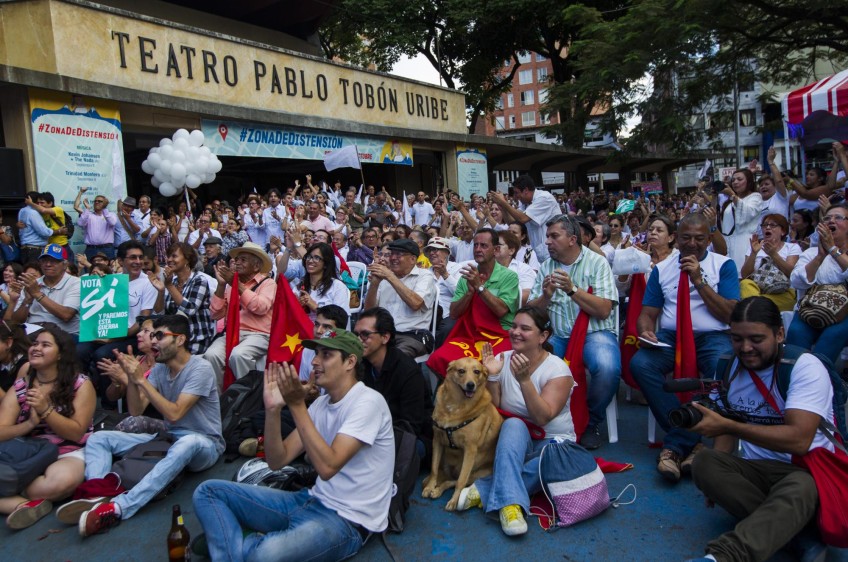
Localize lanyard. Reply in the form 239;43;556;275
747;368;782;414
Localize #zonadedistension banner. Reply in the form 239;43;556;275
29;88;127;255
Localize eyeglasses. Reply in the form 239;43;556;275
304;254;324;262
761;222;781;229
94;199;107;204
353;330;380;341
151;330;180;341
824;215;848;223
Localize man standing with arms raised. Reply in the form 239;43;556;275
490;175;560;261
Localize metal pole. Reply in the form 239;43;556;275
733;76;742;167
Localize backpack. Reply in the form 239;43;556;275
111;434;185;500
219;370;265;461
386;420;421;533
0;437;59;496
716;344;848;439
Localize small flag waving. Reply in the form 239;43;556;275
324;145;361;171
674;271;698;402
267;274;314;371
223;272;240;390
614;199;636;215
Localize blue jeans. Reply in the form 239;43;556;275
193;483;365;562
550;330;622;427
629;330;732;457
786;313;848;364
84;430;220;519
474;418;547;515
84;244;115;260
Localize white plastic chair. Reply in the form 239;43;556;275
346;262;368;317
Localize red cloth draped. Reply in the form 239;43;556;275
620;273;646;389
222;272;240;390
425;294;511;377
267;274;314;371
674;270;698;402
564;287;593;441
331;241;351;276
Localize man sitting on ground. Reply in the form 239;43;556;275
60;315;223;536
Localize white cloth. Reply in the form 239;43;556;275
496;350;575;441
128;274;158;320
724;353;834;462
760;190;789;223
433;261;464;319
721;193;763;275
186;228;222;255
131;209;151;240
412;201;434;226
243;213;267;248
517;244;541;271
262;204;287;242
374;267;436;332
508;259;536;302
518;189;561;262
790;247;848;289
449;239;474;263
308;382;394;532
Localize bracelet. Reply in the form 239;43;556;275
37;405;54;419
35;294;45;302
695;280;708;290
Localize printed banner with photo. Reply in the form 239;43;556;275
456;146;488;200
79;274;130;342
29;88;127;255
200;120;413;166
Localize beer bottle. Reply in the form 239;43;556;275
167;504;191;561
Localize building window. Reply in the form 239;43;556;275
743;146;759;163
541;112;551;125
539;88;549;104
517;52;532;64
507;93;514;108
739;109;756;127
509;115;516;129
536;53;546;62
495;116;505;130
518;69;533;85
709;111;733;131
690;114;706;130
537;67;548;82
520;90;535;106
521;111;535;126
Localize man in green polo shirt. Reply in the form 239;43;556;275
450;228;519;330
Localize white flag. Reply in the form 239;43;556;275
401;190;412;226
324;145;361;171
356;183;365;207
697;159;713;180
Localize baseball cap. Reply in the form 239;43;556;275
39;244;65;261
425;236;450;252
388;238;420;258
302;329;363;361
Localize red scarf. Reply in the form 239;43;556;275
222;272;240;390
564;287;593;441
674;270;698;402
620;273;646;389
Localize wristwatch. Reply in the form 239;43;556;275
477;285;485;294
294;242;302;248
566;286;577;297
830;247;843;258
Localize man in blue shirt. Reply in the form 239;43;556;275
18;192;55;263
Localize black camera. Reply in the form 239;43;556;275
664;378;747;429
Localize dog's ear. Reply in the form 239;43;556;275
446;359;457;374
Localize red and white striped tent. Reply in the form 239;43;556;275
782;68;848;125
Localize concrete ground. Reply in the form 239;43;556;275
0;391;822;561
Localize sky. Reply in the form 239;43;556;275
391;53;442;86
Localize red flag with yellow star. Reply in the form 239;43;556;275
267;273;314;370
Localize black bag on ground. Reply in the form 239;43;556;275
386;420;420;533
220;370;265;461
92;408;129;432
0;437;59;496
111;434;184;500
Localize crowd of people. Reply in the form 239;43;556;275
0;141;846;561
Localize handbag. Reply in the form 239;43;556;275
798;283;848;329
0;437;59;496
748;257;790;294
534;440;610;528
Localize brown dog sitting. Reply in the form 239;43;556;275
422;357;503;511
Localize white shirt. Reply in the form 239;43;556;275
412;201;435;226
243;212;267;248
518;189;561;262
262;204;287;242
760;190;789;223
186;228;222;255
744;242;801;271
16;273;80;334
128;274;158;321
516;244;541;271
449;239;474;263
375;266;437;332
508;259;537;303
309;382;394;532
131;209;151;240
790;247;848;289
433;261;465;319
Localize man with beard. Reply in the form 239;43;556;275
61;314;223;536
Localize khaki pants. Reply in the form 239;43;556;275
692;448;818;562
204;330;270;389
739;279;796;312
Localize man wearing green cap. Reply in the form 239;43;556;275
193;329;395;560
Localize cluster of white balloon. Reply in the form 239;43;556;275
141;129;223;197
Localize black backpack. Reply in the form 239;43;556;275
219;370;265;461
111;434;184;500
0;437;58;496
716;344;848;439
386;420;421;533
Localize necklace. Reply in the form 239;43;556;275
35;376;57;385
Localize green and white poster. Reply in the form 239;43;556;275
456;146;488;200
79;274;130;342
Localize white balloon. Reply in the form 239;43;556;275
159;182;177;197
159;138;173;147
205;173;216;184
189;130;205;147
172;129;190;141
211;158;223;173
148;153;162;168
199;146;212;158
186;146;200;161
170;162;187;180
186;174;202;189
160;145;174;159
151;177;162;188
153;168;166;182
174;138;189;150
141;160;153;175
149;147;159;154
160;160;173;174
172;150;186;163
172;176;186;189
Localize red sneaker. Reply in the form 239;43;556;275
56;497;109;525
6;499;52;530
79;501;121;537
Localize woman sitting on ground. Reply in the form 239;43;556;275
739;214;800;312
0;321;30;401
0;323;95;529
456;306;574;537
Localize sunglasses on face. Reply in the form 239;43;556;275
151;330;180;341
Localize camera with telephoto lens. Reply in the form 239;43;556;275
664;378;748;429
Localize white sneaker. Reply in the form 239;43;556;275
456;484;482;511
499;504;527;536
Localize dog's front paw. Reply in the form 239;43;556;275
421;485;443;499
445;496;459;511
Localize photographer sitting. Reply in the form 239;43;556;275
687;297;836;562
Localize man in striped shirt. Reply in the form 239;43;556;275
527;214;620;450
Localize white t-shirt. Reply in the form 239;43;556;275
433;261;464;319
517;244;541;271
508;259;536;300
412;201;434;226
518;190;561;262
760;190;789;222
449;239;474;263
497;351;575;441
724;353;834;462
309;382;395;532
744;242;801;271
186;228;222;255
128;274;158;321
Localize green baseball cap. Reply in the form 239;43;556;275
302;328;363;361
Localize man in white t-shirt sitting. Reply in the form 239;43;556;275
687;297;836;562
193;329;394;561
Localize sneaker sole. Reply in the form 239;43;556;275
657;464;681;482
502;522;528;536
56;498;107;525
7;501;53;530
456;487;480;511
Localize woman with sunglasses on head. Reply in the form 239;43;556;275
740;214;800;312
0;321;30;401
0;323;95;529
294;243;350;322
787;203;848;363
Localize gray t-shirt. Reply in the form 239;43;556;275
148;355;224;454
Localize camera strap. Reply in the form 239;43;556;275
747;369;782;414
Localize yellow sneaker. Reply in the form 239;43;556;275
499;504;527;536
456;484;481;511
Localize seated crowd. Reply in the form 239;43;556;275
0;151;847;561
